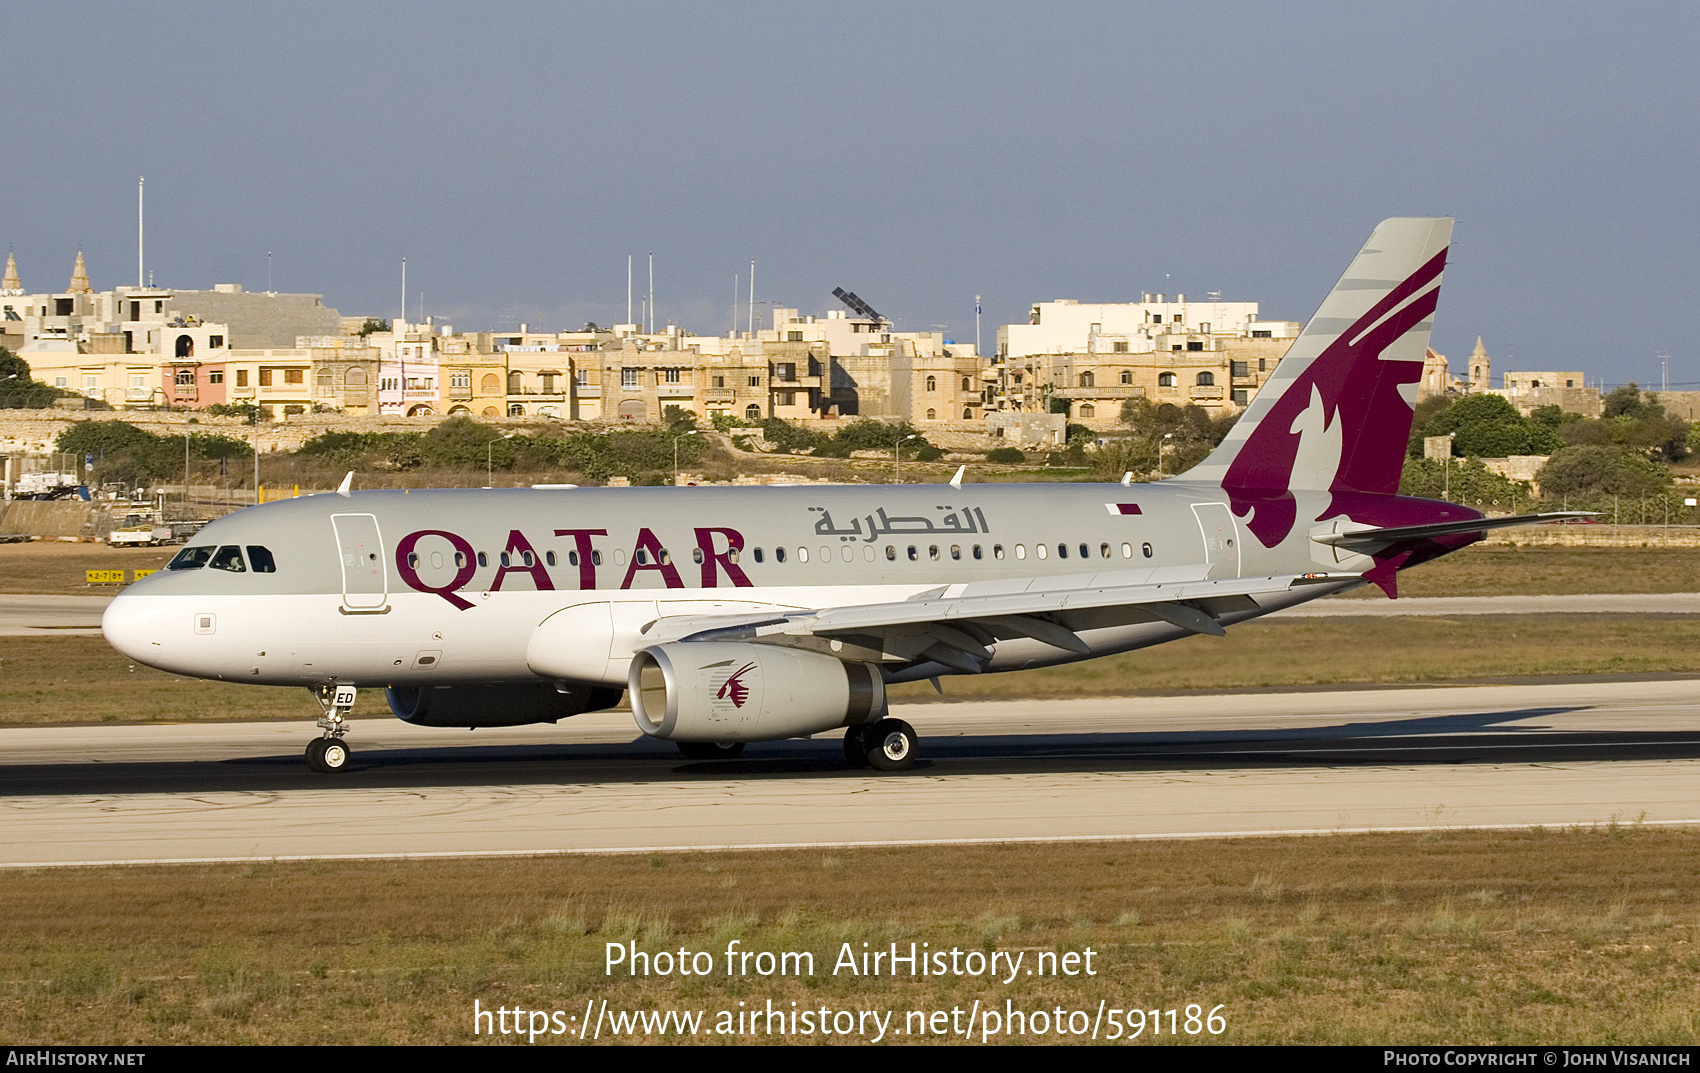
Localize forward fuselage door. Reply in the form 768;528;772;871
1191;502;1241;578
332;513;389;612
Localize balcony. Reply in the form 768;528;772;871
657;383;694;397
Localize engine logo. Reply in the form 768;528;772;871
716;662;757;709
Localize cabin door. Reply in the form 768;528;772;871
332;513;389;611
1191;502;1241;578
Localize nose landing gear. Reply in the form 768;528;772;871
307;683;358;773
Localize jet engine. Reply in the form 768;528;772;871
387;681;623;728
629;642;886;742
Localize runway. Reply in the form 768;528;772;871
3;677;1698;867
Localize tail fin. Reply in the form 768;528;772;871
1184;217;1453;547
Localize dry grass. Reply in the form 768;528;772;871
8;613;1700;725
1;828;1695;1044
0;542;177;594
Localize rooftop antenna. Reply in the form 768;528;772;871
731;273;738;336
267;251;273;295
1660;351;1671;393
627;255;632;327
400;258;406;331
648;252;654;334
748;260;756;336
975;295;981;356
137;176;145;288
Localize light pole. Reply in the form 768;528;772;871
184;428;191;512
486;432;516;488
893;432;920;483
672;429;700;486
1156;432;1174;478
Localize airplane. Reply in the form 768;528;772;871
102;217;1584;773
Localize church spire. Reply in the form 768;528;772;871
0;252;20;295
68;250;92;294
1468;336;1491;392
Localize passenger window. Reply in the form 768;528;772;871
500;552;512;567
1015;544;1026;560
660;549;672;565
168;546;214;570
885;546;896;561
929;546;940;561
692;548;704;565
546;551;557;567
208;546;246;572
455;551;467;568
950;545;960;560
592;550;603;566
246;547;276;573
775;547;787;563
407;552;420;569
1080;544;1090;559
477;552;488;567
522;551;535;567
1057;544;1068;559
1036;544;1048;560
907;545;918;561
1122;543;1132;558
798;547;809;563
753;548;765;563
1142;543;1153;558
1100;543;1110;558
635;549;649;565
568;550;579;566
993;545;1005;560
972;545;982;560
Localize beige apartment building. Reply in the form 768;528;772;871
993;294;1301;430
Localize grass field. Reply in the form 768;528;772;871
6;614;1699;724
1;829;1694;1044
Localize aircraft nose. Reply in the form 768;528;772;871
102;591;170;667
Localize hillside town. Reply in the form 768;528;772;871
1;250;1693;523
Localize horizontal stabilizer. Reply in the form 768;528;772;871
1312;512;1598;550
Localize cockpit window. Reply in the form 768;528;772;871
246;546;276;573
168;546;215;570
208;545;247;572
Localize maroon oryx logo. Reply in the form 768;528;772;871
716;662;757;709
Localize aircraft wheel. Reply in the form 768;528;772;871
843;726;871;768
865;719;917;772
678;741;745;760
320;738;352;772
305;737;352;773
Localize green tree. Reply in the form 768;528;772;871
1535;445;1672;499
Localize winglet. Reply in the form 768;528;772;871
336;471;354;498
949;464;965;489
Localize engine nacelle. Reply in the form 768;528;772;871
629;642;885;742
387;681;623;728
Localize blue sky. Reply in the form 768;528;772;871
4;2;1696;387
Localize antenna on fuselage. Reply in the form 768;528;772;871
1121;471;1133;485
336;471;354;498
949;464;965;489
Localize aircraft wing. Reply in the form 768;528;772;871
639;570;1348;674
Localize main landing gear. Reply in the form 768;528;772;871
844;718;918;771
307;683;358;774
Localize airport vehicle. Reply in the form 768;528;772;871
102;218;1578;773
108;524;174;547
